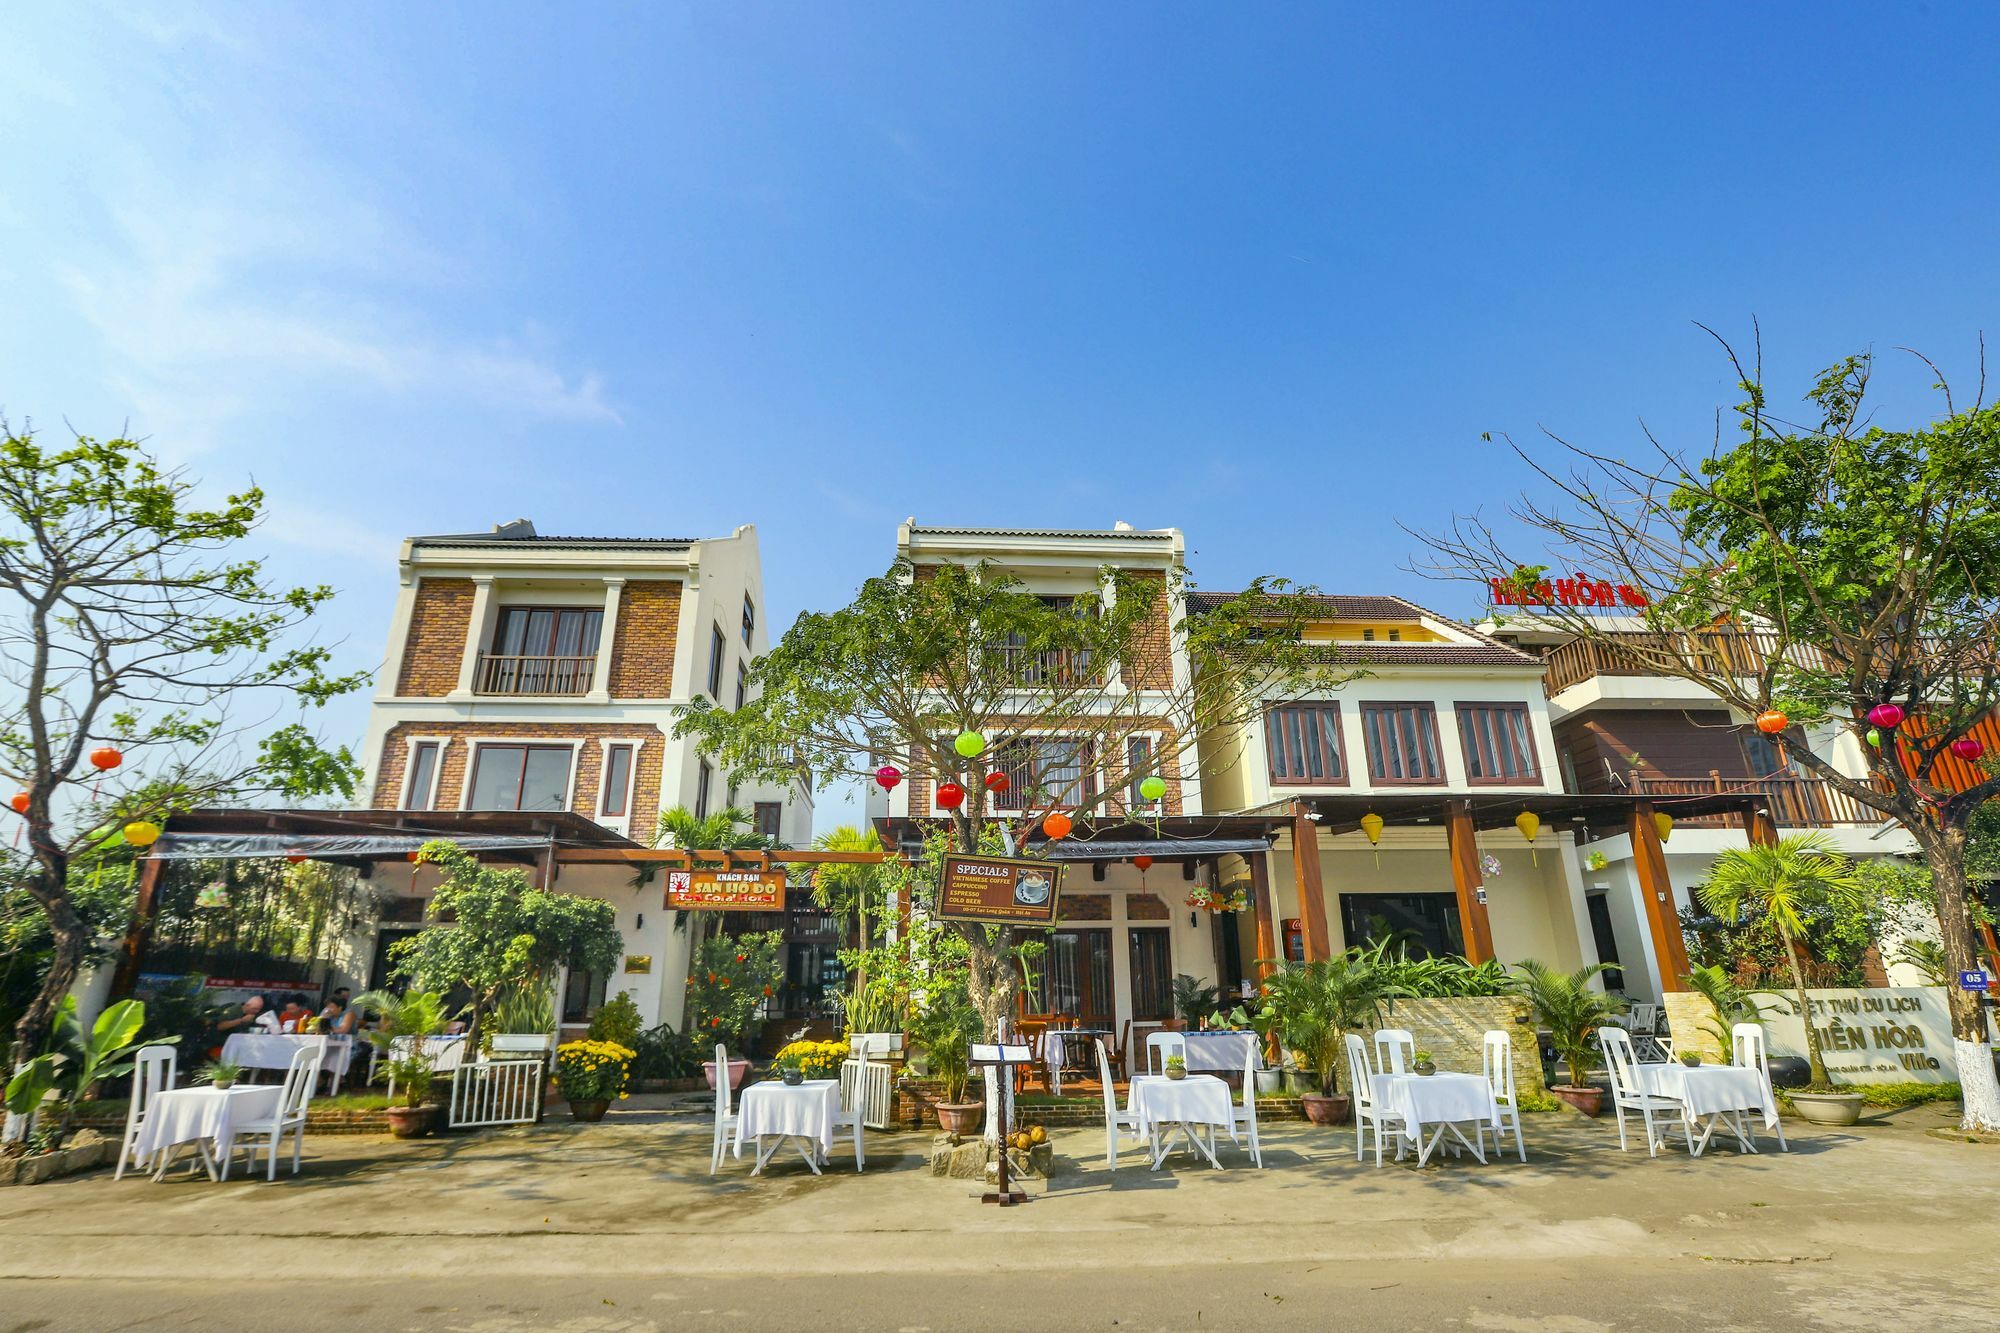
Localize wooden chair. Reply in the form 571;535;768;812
1014;1018;1051;1093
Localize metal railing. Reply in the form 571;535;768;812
1542;629;1828;698
475;653;596;696
1629;773;1882;827
998;645;1103;689
448;1056;546;1129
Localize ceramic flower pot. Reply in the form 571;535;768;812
211;1079;235;1091
1788;1091;1864;1126
702;1059;751;1091
385;1105;433;1139
1165;1067;1187;1081
934;1101;983;1138
780;1070;803;1086
568;1098;610;1123
1550;1084;1604;1117
1252;1068;1284;1097
1299;1093;1351;1125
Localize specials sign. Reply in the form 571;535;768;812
937;854;1065;926
665;868;786;912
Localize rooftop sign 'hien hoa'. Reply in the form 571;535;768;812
1488;575;1650;609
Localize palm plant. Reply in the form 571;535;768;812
1890;937;1951;988
1254;953;1404;1096
353;989;450;1108
1170;973;1222;1028
1698;834;1865;1087
1684;962;1766;1060
1515;961;1622;1090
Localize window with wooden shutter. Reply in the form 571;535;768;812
1456;702;1540;784
1264;704;1346;785
1360;702;1445;784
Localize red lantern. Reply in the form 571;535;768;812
935;781;966;810
406;850;421;863
874;765;902;790
983;772;1010;794
1951;736;1986;762
1133;856;1154;871
1867;702;1905;730
89;746;123;772
285;851;308;865
1042;811;1073;841
1755;710;1789;735
9;792;27;814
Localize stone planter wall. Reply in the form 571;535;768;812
1663;993;1728;1062
0;1130;114;1187
1390;996;1547;1094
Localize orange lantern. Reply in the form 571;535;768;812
1755;710;1789;735
1132;855;1153;871
1042;811;1073;841
9;792;28;814
89;746;123;772
285;851;308;865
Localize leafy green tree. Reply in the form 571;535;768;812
389;841;621;1052
0;428;364;1083
1699;834;1866;1087
1684;963;1769;1060
677;559;1347;1135
1255;953;1404;1096
3;996;156;1144
685;930;783;1048
1516;961;1623;1091
1414;342;2000;1129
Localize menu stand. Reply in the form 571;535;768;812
970;1041;1033;1206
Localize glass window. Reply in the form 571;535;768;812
696;759;713;820
492;607;602;656
1457;702;1540;784
1126;735;1155;808
601;744;634;818
1265;704;1346;785
754;801;782;840
561;967;608;1024
1128;930;1172;1020
405;741;440;810
735;662;748;711
708;625;726;698
1339;892;1464;959
991;737;1096;809
1360;703;1444;784
742;594;756;646
468;745;572;811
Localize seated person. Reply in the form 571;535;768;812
216;994;281;1037
276;994;314;1033
317;986;360;1036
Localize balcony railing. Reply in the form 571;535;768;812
1542;629;1828;698
998;645;1104;689
1629;773;1882;827
475;654;596;696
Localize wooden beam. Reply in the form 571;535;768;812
1444;799;1496;965
1289;801;1332;961
1744;803;1780;848
1248;851;1278;981
1631;800;1690;992
554;847;888;866
107;856;165;999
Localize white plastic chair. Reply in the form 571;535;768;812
709;1043;740;1175
1731;1022;1788;1152
832;1053;867;1172
1346;1033;1405;1167
1373;1028;1414;1075
1145;1031;1187;1075
1230;1042;1263;1168
1096;1038;1145;1169
1479;1030;1526;1163
226;1040;324;1181
1599;1026;1685;1157
115;1044;178;1181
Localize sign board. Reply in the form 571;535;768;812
1757;987;1961;1084
970;1042;1034;1065
1960;969;1991;991
665;868;786;912
937;854;1065;925
1488;574;1649;610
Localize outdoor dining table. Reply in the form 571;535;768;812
733;1078;840;1176
1127;1073;1236;1170
1039;1028;1111;1095
1371;1071;1499;1167
1634;1062;1778;1157
1180;1031;1261;1073
131;1084;286;1182
222;1033;351;1085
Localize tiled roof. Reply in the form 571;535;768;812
1188;591;1414;620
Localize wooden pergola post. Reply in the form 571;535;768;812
107;855;165;999
1248;851;1278;980
1444;799;1497;964
1289;801;1332;961
1630;800;1690;992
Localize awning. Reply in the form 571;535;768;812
150;832;557;860
1041;838;1274;861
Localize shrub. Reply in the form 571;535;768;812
631;1022;701;1080
554;1039;636;1103
686;931;784;1046
1776;1081;1961;1110
588;991;644;1048
1515;1088;1564;1113
772;1039;847;1081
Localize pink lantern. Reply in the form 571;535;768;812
1951;736;1986;762
874;765;902;791
1867;703;1905;730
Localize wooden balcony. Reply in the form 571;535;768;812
1630;773;1882;827
474;654;596;696
1542;629;1827;698
998;645;1104;689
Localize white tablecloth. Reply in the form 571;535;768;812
1127;1074;1235;1137
734;1080;838;1157
222;1033;350;1080
133;1085;285;1164
1372;1072;1498;1141
1040;1029;1111;1070
1181;1031;1260;1072
1636;1063;1778;1127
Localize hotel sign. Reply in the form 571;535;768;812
665;868;786;912
1489;575;1649;610
937;854;1065;926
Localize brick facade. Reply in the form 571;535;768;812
373;722;666;832
607;579;682;698
1120;569;1175;690
395;578;474;697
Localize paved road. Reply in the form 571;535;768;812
3;1100;1993;1331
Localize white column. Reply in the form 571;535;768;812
452;575;497;699
589;577;624;703
1556;832;1604;987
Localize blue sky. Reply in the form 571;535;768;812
4;5;1997;831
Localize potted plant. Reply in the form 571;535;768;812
688;930;783;1085
554;1039;635;1121
203;1060;244;1090
1412;1050;1437;1076
1164;1054;1188;1082
355;989;451;1138
1679;1052;1703;1068
1167;974;1220;1032
774;1052;805;1086
1255;952;1403;1126
915;998;982;1140
1516;961;1620;1116
1699;835;1869;1125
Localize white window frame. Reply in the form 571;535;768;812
400;735;452;810
594;736;648;826
976;730;1115;815
457;737;586;813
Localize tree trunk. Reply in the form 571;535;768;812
1777;921;1829;1087
1914;825;2000;1132
961;927;1019;1144
4;841;80;1147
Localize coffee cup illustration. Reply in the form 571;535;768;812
1014;872;1052;907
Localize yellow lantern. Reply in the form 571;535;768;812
1359;811;1384;867
122;820;162;847
1514;810;1541;865
1653;811;1674;844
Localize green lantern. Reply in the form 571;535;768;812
1138;775;1167;803
953;730;986;758
1866;728;1882;747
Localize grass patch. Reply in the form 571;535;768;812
1515;1089;1564;1113
1776;1081;1960;1110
